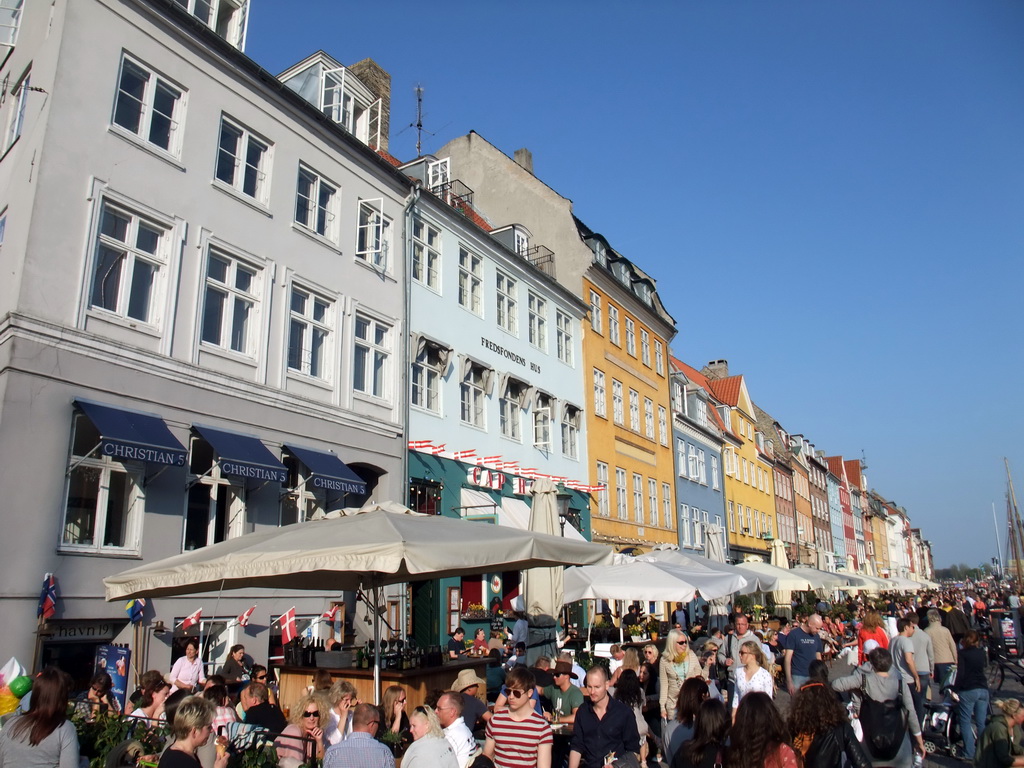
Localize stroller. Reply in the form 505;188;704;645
921;665;969;757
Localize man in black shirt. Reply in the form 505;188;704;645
241;681;287;732
569;665;640;768
448;626;467;659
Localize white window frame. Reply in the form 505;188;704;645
663;483;672;530
88;199;171;328
615;468;628;520
648;478;658;527
712;456;720;490
589;290;602;333
112;54;184;156
214;115;270;203
608;305;620;345
0;0;23;50
612;380;624;425
688;445;698;480
698;449;707;484
185;437;246;551
640;329;651;366
496;270;518;335
681;504;691;546
353;313;391;400
199;246;262;357
357;199;391;269
60;414;144;556
658;405;668;445
460;364;487;429
625;317;636;356
528;292;547;351
561;405;580;460
533;393;552;450
287;284;333;380
729;501;736;532
556;311;573;366
458;246;483;316
411;217;439;287
294;164;339;243
632;473;644;523
411;345;443;415
677;439;687;478
644;397;654;439
596;461;610;517
593;368;607;418
5;67;28;151
655;341;665;376
629;389;640;432
499;380;524;441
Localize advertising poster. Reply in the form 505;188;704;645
94;644;131;711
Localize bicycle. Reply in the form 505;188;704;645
986;652;1024;691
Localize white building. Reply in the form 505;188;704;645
0;0;411;680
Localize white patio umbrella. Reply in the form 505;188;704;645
104;500;613;699
770;538;791;616
733;561;824;594
523;478;562;619
790;565;850;590
888;576;925;592
563;555;747;604
703;524;732;628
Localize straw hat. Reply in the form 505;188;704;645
452;668;487;692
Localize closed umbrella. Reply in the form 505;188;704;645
770;538;791;617
703;524;731;630
104;500;613;699
523;478;563;661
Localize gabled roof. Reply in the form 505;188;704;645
707;375;742;407
826;456;847;481
844;460;863;487
670;356;715;394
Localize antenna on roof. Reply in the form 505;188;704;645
414;85;424;157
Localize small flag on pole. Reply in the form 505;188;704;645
125;598;146;623
181;608;202;631
322;604;340;621
237;605;256;627
452;449;476;461
429;444;446;455
279;607;297;644
408;440;433;450
37;573;57;620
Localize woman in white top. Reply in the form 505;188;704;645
169;640;206;693
402;705;458;768
732;640;774;720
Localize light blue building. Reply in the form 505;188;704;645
826;470;847;570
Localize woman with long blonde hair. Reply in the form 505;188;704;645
732;640;774;720
274;692;327;768
403;705;458;768
660;630;706;753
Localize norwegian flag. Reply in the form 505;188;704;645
37;573;58;620
429;444;446;456
279;607;297;644
452;449;476;462
181;608;202;631
237;605;256;627
408;440;433;450
322;604;340;621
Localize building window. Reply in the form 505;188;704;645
185;436;244;550
112;56;183;154
658;405;668;445
593;368;607;418
528;292;547;350
648;478;658;527
215;116;269;202
172;0;249;48
294;165;338;241
61;414;143;554
499;379;525;441
632;473;644;523
458;247;482;315
561;404;580;459
655;341;665;376
644;397;654;439
411;345;444;414
608;305;620;345
615;468;627;520
681;505;691;545
353;314;390;399
556;311;573;366
533;393;552;450
460;364;487;428
5;68;28;151
625;317;636;356
695;399;708;428
663;483;672;531
411;218;440;288
589;290;602;333
698;449;707;484
688;445;698;480
0;0;23;49
357;200;391;268
89;200;169;326
596;462;609;517
496;271;517;334
287;286;332;379
200;249;260;355
629;389;640;432
743;458;749;485
712;456;720;490
677;439;686;478
729;501;736;532
612;380;624;425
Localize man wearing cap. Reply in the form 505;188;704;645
452;668;490;731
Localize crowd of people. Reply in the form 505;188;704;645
2;587;1024;768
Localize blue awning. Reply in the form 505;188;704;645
285;443;367;496
74;398;187;467
193;425;288;484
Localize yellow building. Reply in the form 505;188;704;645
703;364;775;561
581;245;677;548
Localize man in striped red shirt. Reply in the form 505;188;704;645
484;666;553;768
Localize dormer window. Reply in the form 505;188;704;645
592;240;608;267
280;56;383;149
514;229;529;256
613;261;630;286
172;0;249;50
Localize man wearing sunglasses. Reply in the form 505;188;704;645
485;666;552;767
323;703;395;768
569;666;640;768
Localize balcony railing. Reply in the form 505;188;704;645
429;179;474;212
522;244;555;278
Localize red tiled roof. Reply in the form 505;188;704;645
707;375;742;407
671;357;715;393
461;204;493;233
844;460;862;486
376;149;403;167
826;456;846;478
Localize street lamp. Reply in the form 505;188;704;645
556;493;578;536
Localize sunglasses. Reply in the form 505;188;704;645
302;711;319;718
507;688;528;699
254;675;267;681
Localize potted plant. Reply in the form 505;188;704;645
626;624;644;641
646;617;661;641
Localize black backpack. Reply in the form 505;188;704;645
859;676;907;760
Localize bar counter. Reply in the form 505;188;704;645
277;656;489;712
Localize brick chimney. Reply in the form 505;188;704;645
514;148;533;174
347;58;391;151
705;359;729;379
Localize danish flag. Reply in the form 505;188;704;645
452;449;477;461
279;607;297;644
408;440;433;450
429;444;446;455
181;609;202;631
237;605;256;627
322;604;340;621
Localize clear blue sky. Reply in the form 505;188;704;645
247;1;1024;570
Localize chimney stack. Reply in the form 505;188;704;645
514;148;534;174
705;359;729;379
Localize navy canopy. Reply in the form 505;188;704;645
75;398;187;467
193;425;288;484
285;443;367;495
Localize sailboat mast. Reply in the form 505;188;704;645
1006;459;1024;587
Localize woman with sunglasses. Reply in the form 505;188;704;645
731;641;773;721
403;705;458;768
661;630;705;752
275;692;327;768
79;671;120;720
